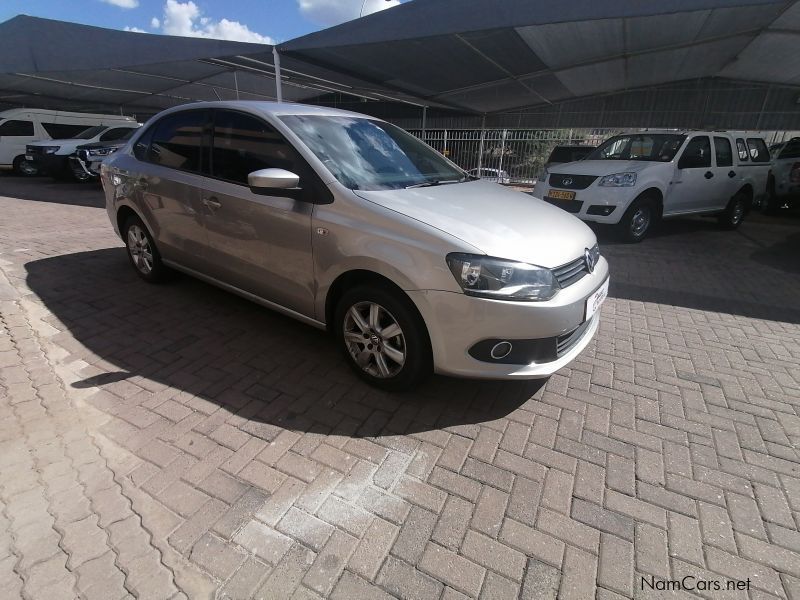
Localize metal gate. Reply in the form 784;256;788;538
407;128;618;185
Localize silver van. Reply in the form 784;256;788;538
102;102;609;390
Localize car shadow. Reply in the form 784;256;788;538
26;248;545;437
1;175;104;208
592;218;800;324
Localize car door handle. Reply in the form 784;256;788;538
728;171;736;178
704;171;714;179
203;197;222;210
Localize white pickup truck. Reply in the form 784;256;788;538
533;130;771;242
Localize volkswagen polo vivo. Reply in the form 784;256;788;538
101;102;609;390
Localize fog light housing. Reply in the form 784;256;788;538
490;341;513;360
587;205;616;216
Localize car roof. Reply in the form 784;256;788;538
153;101;377;121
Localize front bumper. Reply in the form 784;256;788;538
25;152;69;175
408;257;609;379
531;182;633;225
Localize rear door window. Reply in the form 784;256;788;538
148;110;208;172
746;138;770;163
736;138;749;161
0;120;34;136
713;137;733;167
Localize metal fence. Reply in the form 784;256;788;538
406;128;618;185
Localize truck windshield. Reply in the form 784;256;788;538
75;126;108;139
280;115;466;190
587;134;686;162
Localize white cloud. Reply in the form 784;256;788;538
101;0;139;8
124;25;147;33
157;0;274;44
298;0;399;26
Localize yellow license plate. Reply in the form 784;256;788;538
547;190;576;201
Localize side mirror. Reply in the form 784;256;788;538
248;168;301;198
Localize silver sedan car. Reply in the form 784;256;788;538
101;102;609;390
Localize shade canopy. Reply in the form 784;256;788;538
0;15;426;117
280;0;800;114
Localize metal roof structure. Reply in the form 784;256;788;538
0;15;426;117
280;0;800;114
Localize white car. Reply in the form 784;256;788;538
765;137;799;212
0;108;137;175
25;124;140;180
533;131;771;241
467;168;511;184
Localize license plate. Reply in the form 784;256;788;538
585;278;609;320
24;155;33;161
547;189;576;201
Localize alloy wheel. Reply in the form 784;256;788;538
630;206;651;237
127;225;153;275
343;301;406;379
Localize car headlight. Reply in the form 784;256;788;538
598;172;636;187
89;147;118;156
446;253;558;301
40;146;61;154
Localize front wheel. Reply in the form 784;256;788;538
616;196;658;243
13;156;38;177
718;191;748;230
334;285;432;391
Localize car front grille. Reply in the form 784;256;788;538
549;173;598;190
552;244;600;288
556;318;593;357
543;198;582;213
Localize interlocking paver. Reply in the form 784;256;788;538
3;181;800;599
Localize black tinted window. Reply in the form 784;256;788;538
211;110;297;185
714;137;733;167
41;123;87;138
149;111;207;171
100;127;135;142
746;138;769;163
779;139;800;159
0;120;34;136
736;139;749;161
680;136;711;168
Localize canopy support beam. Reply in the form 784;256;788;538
273;47;283;103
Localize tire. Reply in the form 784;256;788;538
334;284;432;391
718;191;748;230
761;178;779;215
13;156;38;177
616;195;658;243
122;215;170;283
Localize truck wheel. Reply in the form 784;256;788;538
13;156;38;177
616;195;658;243
719;191;748;230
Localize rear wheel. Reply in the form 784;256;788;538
13;156;38;177
122;215;170;283
719;191;748;229
334;284;431;391
616;195;658;243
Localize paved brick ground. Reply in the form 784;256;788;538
1;176;799;600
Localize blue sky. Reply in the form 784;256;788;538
0;0;403;44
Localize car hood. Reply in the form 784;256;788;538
354;180;596;268
550;159;660;176
28;138;87;146
77;140;126;150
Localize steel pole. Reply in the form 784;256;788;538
273;47;283;103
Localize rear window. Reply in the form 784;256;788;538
42;123;89;138
778;139;800;160
746;138;769;163
0;119;34;136
736;139;749;161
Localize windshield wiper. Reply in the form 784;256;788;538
405;178;465;189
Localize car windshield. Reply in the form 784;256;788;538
75;125;108;140
587;134;686;162
280;115;466;190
